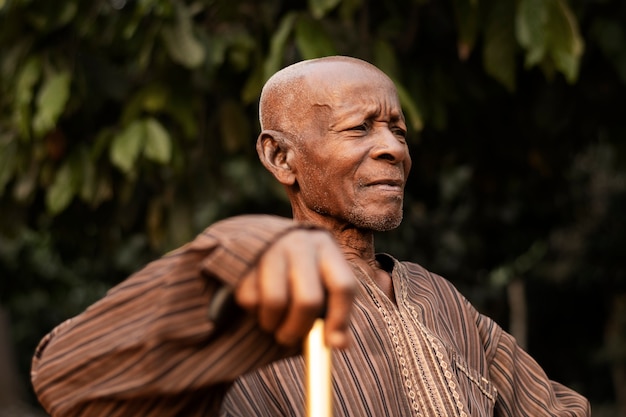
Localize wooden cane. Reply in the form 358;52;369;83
305;318;333;417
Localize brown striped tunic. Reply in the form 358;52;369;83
31;215;590;416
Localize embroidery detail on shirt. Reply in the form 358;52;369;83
395;262;497;417
355;266;424;417
396;271;464;417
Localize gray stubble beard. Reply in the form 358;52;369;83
344;196;404;232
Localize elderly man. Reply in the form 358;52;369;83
32;56;590;416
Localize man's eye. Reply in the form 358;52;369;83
350;123;368;132
393;127;407;138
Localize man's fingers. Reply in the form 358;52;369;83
319;242;356;349
257;251;289;332
235;269;259;312
274;250;325;346
236;229;356;349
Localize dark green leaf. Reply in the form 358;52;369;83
294;17;336;60
161;3;205;69
33;71;71;138
78;146;96;203
143;118;172;164
0;136;18;195
141;84;170;113
110;120;145;174
46;155;81;214
452;0;480;59
13;57;41;139
308;0;341;19
482;0;517;91
373;39;399;79
395;82;423;132
242;58;265;104
545;0;584;83
515;0;549;67
264;12;297;81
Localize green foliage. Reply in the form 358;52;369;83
0;0;587;225
516;0;584;82
33;71;71;138
109;117;172;175
451;0;584;91
309;0;342;19
162;3;206;69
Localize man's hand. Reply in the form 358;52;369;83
235;229;355;349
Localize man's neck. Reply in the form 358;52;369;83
292;211;377;262
331;228;396;304
291;210;396;299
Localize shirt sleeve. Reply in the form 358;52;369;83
31;215;311;417
475;312;591;416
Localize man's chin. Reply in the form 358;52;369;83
350;211;403;232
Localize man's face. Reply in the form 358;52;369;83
290;63;412;232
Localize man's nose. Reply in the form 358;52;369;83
371;127;408;164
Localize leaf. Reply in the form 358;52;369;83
141;84;170;113
0;136;18;195
395;82;424;133
241;58;265;104
308;0;341;19
373;39;398;79
91;128;114;161
24;1;78;32
57;1;78;27
294;17;337;60
161;3;205;69
545;0;584;83
206;35;228;69
13;57;42;139
515;0;549;67
46;155;81;214
120;84;169;128
143;118;172;164
33;71;71;139
110;120;145;174
78;146;96;202
452;0;480;60
264;12;297;81
482;0;517;92
78;154;113;208
337;0;363;20
15;57;41;107
227;31;256;72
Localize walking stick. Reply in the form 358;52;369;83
305;318;333;417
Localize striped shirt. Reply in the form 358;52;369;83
31;215;590;416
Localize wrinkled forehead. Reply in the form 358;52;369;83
259;57;401;131
307;65;401;110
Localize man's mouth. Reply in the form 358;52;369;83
365;179;404;191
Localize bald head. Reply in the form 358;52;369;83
259;56;395;136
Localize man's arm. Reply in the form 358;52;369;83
475;313;591;416
31;215;354;417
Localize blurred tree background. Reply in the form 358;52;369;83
0;0;624;415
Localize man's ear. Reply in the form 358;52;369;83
256;130;296;185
